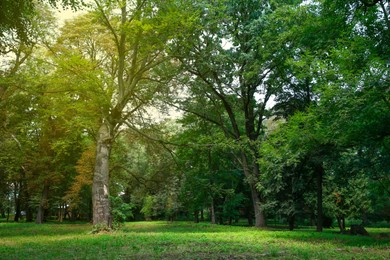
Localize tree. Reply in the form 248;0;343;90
0;3;63;223
171;0;302;227
0;0;82;43
50;0;195;227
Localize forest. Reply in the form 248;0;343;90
0;0;389;238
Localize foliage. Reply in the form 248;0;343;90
0;0;389;228
110;196;133;223
63;144;95;210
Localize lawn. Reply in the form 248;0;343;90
0;221;389;259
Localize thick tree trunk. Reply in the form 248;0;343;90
241;153;266;227
92;123;112;227
250;185;265;227
316;164;324;232
36;184;49;224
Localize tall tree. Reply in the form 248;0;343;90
51;0;195;227
172;0;295;227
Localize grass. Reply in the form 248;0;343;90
0;221;389;259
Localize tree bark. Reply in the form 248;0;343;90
316;164;324;232
92;123;113;227
13;182;21;222
211;198;216;224
22;174;33;222
0;207;5;218
337;216;346;232
194;210;199;223
288;215;295;231
36;184;49;224
241;153;266;227
6;207;10;222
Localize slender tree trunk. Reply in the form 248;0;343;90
21;169;34;222
288;215;295;231
36;184;49;224
58;203;64;222
92;123;113;227
316;164;324;232
200;209;204;222
22;173;33;222
13;182;21;222
379;0;390;29
6;207;10;222
337;216;346;232
1;207;5;218
194;210;199;223
211;199;216;224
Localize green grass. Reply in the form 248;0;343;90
0;221;389;259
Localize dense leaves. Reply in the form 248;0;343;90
0;0;388;229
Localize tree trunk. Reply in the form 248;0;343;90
1;208;5;218
6;207;10;222
211;199;216;224
288;214;295;231
23;179;33;222
36;184;49;224
13;182;21;222
241;153;266;227
58;203;64;222
194;210;199;223
336;216;346;232
316;164;324;232
92;123;113;227
250;185;265;227
200;209;204;222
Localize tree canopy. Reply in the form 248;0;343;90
0;0;388;231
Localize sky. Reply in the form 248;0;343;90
54;6;85;26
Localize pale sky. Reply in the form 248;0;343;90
54;6;86;26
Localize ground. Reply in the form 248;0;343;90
0;221;389;259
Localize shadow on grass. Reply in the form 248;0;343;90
0;222;91;238
1;222;389;259
0;221;389;259
120;221;390;249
